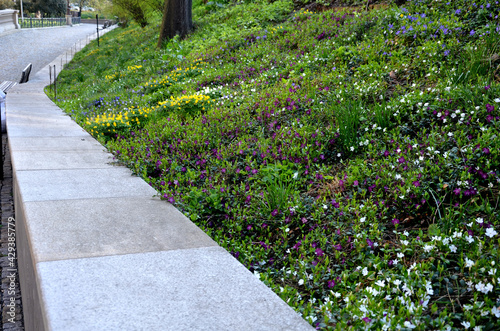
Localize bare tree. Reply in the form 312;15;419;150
157;0;192;47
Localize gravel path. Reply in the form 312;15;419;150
0;24;98;82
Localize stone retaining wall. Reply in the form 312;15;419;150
0;10;19;34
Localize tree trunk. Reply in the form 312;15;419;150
157;0;192;47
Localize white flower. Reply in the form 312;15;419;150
474;326;482;331
465;257;475;268
466;235;474;243
404;321;416;329
494;98;500;103
397;252;404;258
449;244;457;253
475;282;492;294
486;228;498;238
476;217;484;224
362;267;368;276
385;295;392;301
401;240;409;246
350;146;354;151
375;280;386;287
461;321;471;329
491;306;500;317
423;244;434;252
298;279;304;285
403;230;409;236
463;304;473;311
360;217;366;223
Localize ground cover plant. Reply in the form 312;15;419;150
52;0;500;329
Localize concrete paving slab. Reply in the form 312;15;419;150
6;103;64;112
37;247;313;331
15;168;157;202
7;112;75;123
8;136;104;152
23;197;217;262
6;121;89;137
11;150;115;170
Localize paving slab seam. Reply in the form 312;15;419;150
6;26;314;331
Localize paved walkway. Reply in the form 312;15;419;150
0;25;97;82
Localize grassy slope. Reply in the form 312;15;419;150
54;0;500;329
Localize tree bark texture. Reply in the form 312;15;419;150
157;0;192;47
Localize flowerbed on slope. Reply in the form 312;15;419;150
53;0;500;329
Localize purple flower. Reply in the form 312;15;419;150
353;180;359;186
328;280;335;288
486;104;494;112
367;238;374;249
453;188;461;195
315;248;324;256
271;209;279;217
412;181;420;187
483;147;490;154
470;30;476;36
362;317;372;323
392;219;400;226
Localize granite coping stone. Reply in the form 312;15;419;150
11;150;115;170
22;197;218;262
38;247;313;331
14;168;158;202
8;136;104;152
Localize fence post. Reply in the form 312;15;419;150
54;65;57;100
96;14;99;47
30;17;32;28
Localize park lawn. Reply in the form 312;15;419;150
53;0;500;329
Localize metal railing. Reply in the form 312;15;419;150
18;17;81;29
